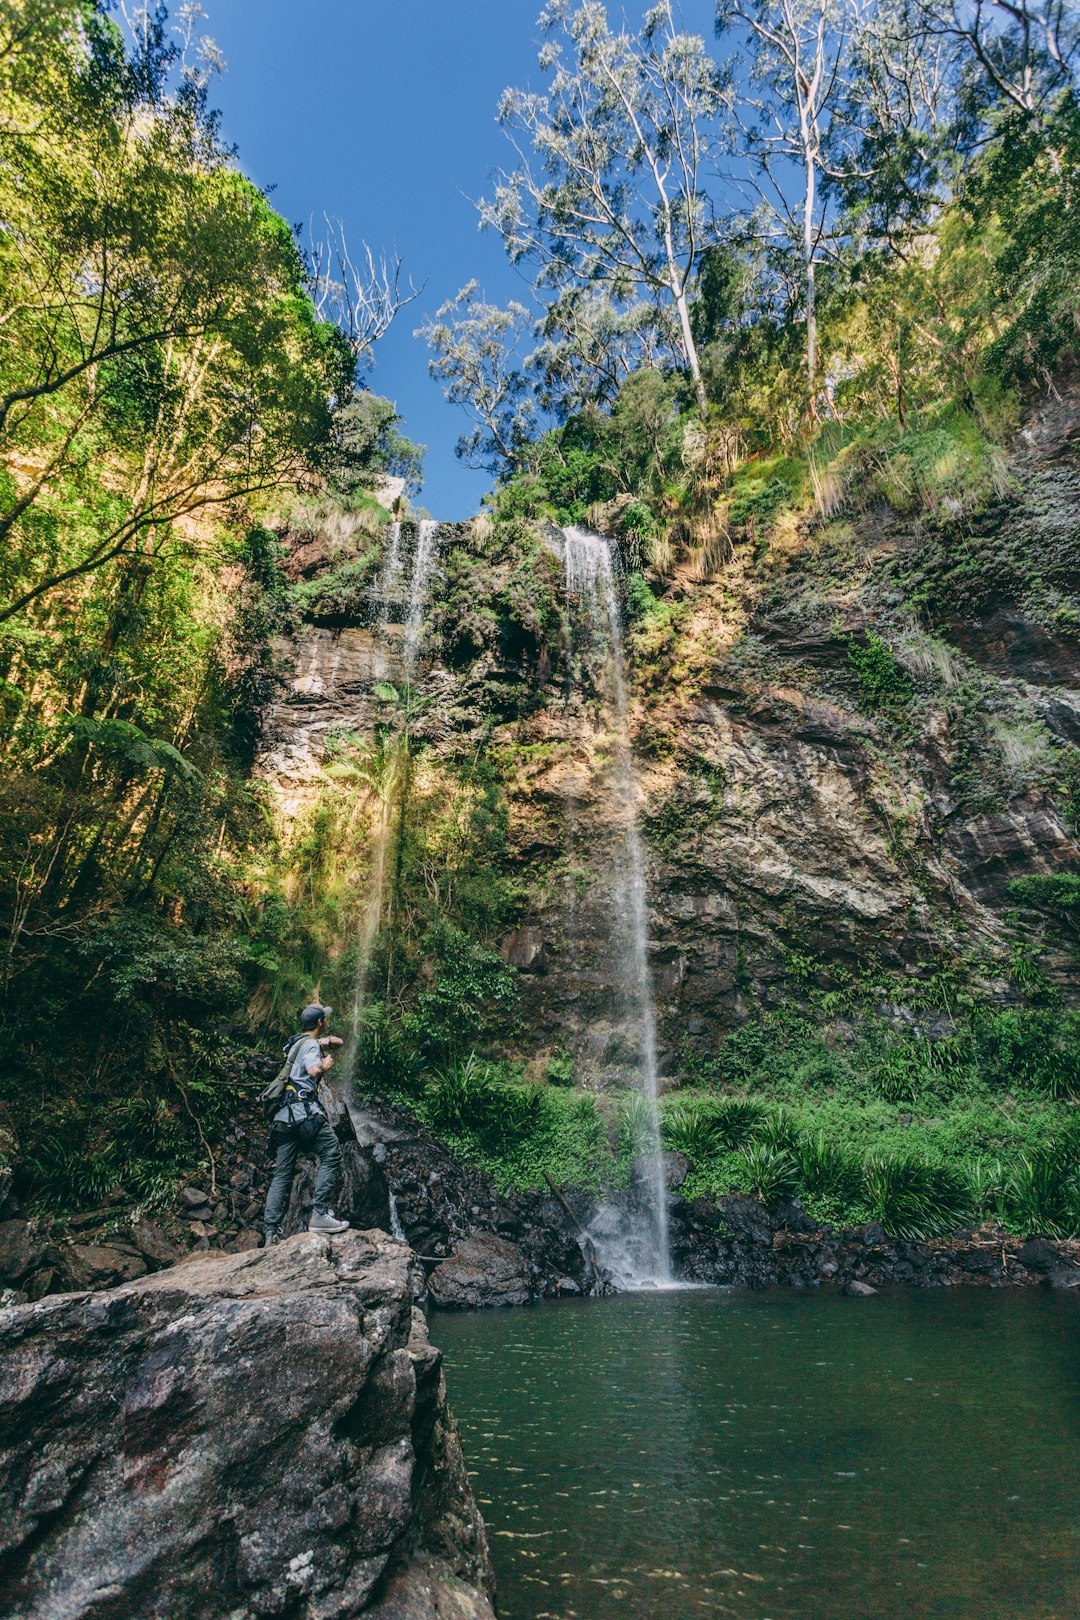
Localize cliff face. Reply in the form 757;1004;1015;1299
0;1231;494;1620
256;395;1080;1087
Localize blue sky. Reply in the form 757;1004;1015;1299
202;0;716;518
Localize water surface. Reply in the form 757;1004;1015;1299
436;1288;1080;1620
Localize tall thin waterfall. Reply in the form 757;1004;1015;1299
342;519;441;1100
373;518;404;613
561;526;672;1287
403;518;439;670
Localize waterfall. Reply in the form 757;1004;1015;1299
372;518;404;615
340;519;441;1110
560;526;672;1288
387;1186;407;1242
403;519;439;670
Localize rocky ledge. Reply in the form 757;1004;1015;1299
668;1188;1080;1292
0;1230;494;1620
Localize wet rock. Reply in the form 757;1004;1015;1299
428;1234;533;1310
24;1269;57;1302
844;1280;879;1297
713;1194;774;1245
354;1100;591;1303
0;1231;494;1620
501;925;547;972
634;1150;690;1191
0;1219;46;1284
1017;1237;1074;1274
130;1219;183;1267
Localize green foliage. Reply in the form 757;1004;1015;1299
847;631;914;713
409;928;519;1060
795;1132;860;1201
661;1098;720;1161
708;1096;765;1149
1008;874;1080;919
616;1091;659;1158
862;1155;971;1239
755;1107;800;1152
738;1143;799;1203
323;391;424;500
427;1055;541;1152
1004;1142;1080;1239
545;1048;576;1086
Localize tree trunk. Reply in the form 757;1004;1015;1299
803;144;818;408
673;278;709;420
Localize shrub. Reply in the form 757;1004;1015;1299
847;631;913;713
740;1143;799;1203
711;1097;765;1149
545;1048;576;1086
661;1099;721;1162
1008;873;1080;918
960;1157;1007;1221
755;1107;799;1152
616;1091;660;1157
862;1155;971;1239
795;1132;860;1201
971;1009;1080;1099
426;1055;541;1151
1004;1144;1079;1238
412;927;519;1059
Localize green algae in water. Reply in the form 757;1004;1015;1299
436;1289;1080;1620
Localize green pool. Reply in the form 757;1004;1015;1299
436;1287;1080;1620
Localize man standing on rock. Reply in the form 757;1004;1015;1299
263;1004;350;1246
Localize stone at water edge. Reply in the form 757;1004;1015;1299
427;1232;533;1309
0;1229;495;1620
844;1279;879;1297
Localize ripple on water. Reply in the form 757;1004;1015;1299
436;1287;1080;1620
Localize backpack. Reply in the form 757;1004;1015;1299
259;1038;307;1108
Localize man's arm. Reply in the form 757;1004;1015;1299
304;1038;334;1079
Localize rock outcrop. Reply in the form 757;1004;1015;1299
665;1192;1080;1290
0;1231;495;1620
351;1100;593;1304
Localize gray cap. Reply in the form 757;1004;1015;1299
300;1003;333;1029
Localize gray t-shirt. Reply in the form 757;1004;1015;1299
273;1036;326;1128
289;1036;323;1091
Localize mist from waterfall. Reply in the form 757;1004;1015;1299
561;525;672;1288
342;519;441;1103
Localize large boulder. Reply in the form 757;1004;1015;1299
0;1219;47;1285
427;1233;533;1310
0;1230;494;1620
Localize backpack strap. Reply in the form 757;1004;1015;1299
259;1039;309;1104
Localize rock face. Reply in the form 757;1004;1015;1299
0;1231;495;1620
352;1100;593;1304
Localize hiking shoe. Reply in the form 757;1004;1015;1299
309;1210;350;1234
263;1231;278;1248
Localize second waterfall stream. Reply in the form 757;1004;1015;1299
560;525;673;1288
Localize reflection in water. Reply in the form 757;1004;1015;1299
437;1289;1080;1620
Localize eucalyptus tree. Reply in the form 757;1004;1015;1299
918;0;1078;118
417;282;539;472
529;286;671;415
715;0;862;407
481;0;725;420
